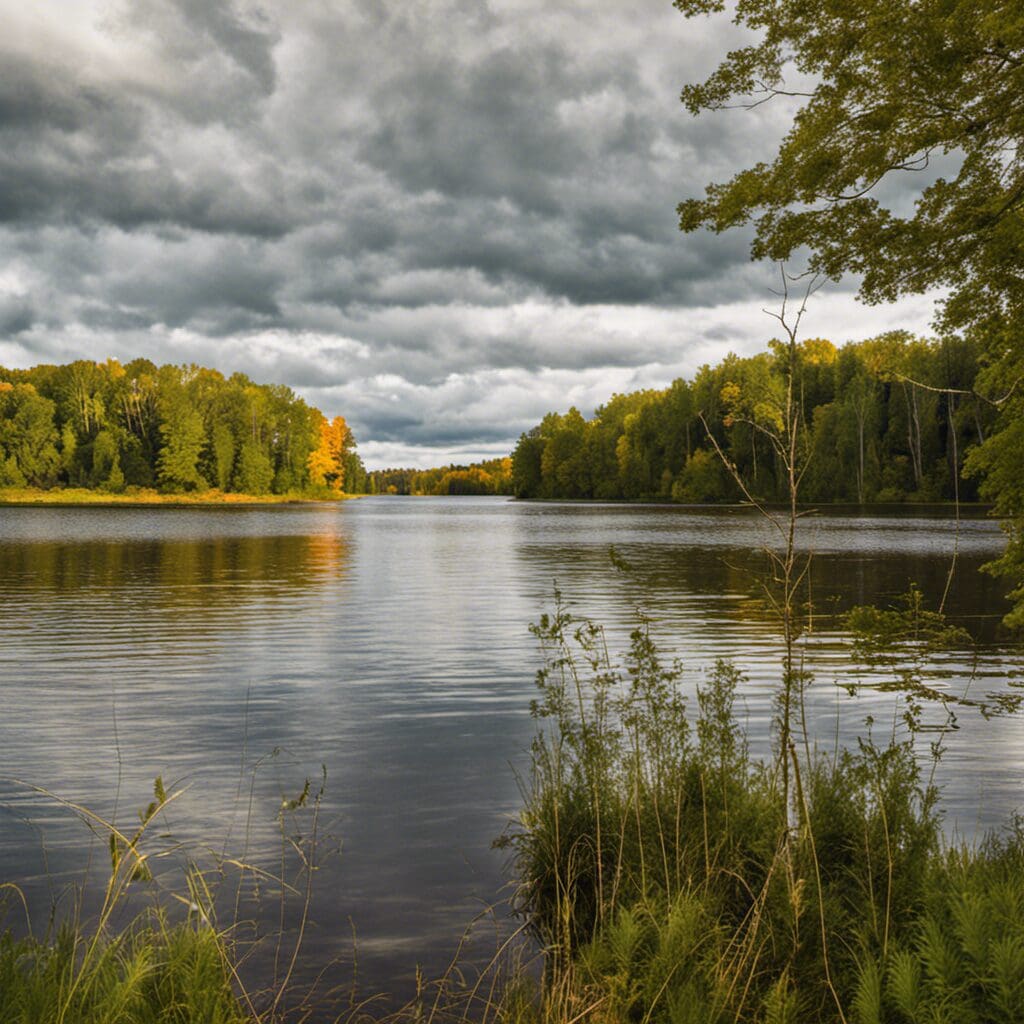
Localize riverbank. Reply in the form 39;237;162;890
0;486;361;506
494;609;1024;1024
514;496;994;513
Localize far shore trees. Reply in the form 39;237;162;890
511;333;992;504
0;359;368;497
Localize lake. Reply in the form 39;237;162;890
0;497;1021;1012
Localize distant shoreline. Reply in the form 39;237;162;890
0;487;361;507
512;496;995;514
0;488;996;514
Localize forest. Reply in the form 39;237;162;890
369;457;513;496
511;331;998;504
4;330;1005;507
0;359;368;497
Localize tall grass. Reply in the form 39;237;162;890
0;912;247;1024
497;598;1024;1024
0;767;335;1024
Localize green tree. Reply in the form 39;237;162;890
235;438;274;494
0;383;60;487
672;448;728;503
656;379;698;490
343;449;368;494
965;407;1024;627
834;345;882;502
90;429;125;492
59;422;78;484
540;408;592;499
585;391;653;499
157;408;206;491
803;401;850;503
156;369;207;492
211;423;236;491
56;360;107;440
675;0;1024;339
511;430;546;497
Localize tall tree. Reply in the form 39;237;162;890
90;429;125;492
156;368;207;491
235;438;274;494
307;414;352;492
675;0;1024;339
0;383;60;487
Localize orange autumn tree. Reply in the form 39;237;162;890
307;413;352;492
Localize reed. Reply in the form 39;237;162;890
494;598;1024;1023
0;911;248;1024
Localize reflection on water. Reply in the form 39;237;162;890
0;499;1022;1014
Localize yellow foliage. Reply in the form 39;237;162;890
800;337;837;365
754;400;785;433
719;381;741;408
307;414;352;491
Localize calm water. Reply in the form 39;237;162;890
0;498;1021;1009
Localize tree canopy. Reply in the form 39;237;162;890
370;458;513;497
675;0;1024;339
511;333;991;506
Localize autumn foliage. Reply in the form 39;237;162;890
0;359;368;496
307;414;353;492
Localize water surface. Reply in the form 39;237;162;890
0;498;1020;1008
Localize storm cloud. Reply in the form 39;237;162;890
0;0;935;466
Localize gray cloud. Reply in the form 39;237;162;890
0;0;937;464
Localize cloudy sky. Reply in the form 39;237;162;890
0;0;938;468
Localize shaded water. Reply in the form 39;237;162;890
0;498;1021;1010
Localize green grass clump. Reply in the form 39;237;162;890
851;831;1024;1023
0;772;334;1024
0;913;248;1024
496;598;1024;1024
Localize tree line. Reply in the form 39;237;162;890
0;359;368;496
369;457;513;496
511;332;998;503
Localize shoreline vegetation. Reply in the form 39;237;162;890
0;359;371;500
510;333;999;505
0;485;361;506
0;484;991;511
0;330;1009;509
492;606;1024;1024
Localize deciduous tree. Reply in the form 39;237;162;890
307;414;352;492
